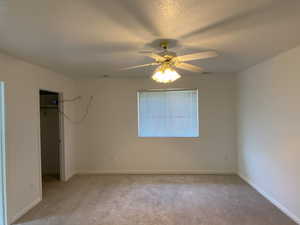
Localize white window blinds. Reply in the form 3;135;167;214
138;89;199;137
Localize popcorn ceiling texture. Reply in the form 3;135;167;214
1;1;300;78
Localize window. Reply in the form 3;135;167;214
138;89;199;137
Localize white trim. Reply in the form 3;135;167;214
238;173;300;225
36;90;43;203
65;172;76;181
77;170;236;175
58;92;66;181
9;197;41;225
138;88;199;92
0;83;7;225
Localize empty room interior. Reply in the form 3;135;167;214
0;0;300;224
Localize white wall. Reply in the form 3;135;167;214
0;53;77;224
238;46;300;223
75;74;237;174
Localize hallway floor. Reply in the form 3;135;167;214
15;175;296;225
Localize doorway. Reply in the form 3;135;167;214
39;90;62;182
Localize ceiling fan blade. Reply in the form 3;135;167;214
175;63;204;72
140;52;166;62
120;62;159;70
177;51;218;62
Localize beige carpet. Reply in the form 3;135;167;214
15;175;296;225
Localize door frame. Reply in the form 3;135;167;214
0;82;7;225
37;89;66;194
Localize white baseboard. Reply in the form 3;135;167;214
64;172;76;182
9;197;41;225
77;170;236;175
238;173;300;225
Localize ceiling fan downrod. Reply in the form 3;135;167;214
160;40;169;50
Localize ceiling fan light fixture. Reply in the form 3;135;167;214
152;66;181;83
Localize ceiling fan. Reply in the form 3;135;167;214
121;40;218;83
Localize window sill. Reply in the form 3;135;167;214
137;136;201;141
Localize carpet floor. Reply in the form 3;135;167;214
15;175;296;225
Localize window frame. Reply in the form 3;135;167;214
137;88;200;139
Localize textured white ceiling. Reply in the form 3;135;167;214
0;0;300;78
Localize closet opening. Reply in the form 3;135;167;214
39;90;64;182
